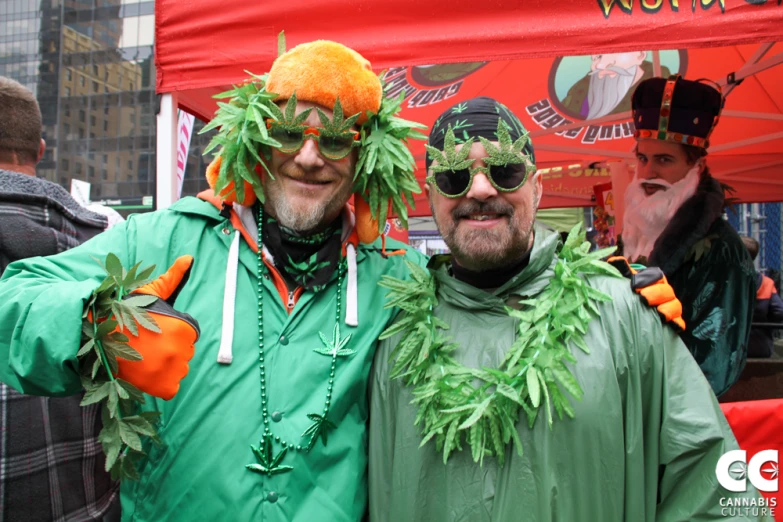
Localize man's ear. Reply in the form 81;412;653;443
694;158;706;176
532;171;543;207
37;139;46;164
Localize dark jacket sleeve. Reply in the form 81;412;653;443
677;243;756;396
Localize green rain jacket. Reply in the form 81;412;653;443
369;224;770;522
0;195;426;522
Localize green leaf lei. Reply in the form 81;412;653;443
78;253;163;480
378;225;620;466
201;72;427;234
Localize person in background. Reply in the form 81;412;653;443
0;76;119;521
622;75;756;396
742;236;783;358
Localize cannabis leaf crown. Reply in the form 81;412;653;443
201;73;427;234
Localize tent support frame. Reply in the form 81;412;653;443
156;93;179;210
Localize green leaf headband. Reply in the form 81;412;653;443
201;73;427;233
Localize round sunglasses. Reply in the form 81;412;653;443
426;163;530;198
266;119;360;161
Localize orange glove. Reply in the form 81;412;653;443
114;256;199;400
607;256;686;332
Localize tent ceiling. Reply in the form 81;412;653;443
154;0;783;210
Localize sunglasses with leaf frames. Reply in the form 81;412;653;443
426;163;531;198
266;119;360;161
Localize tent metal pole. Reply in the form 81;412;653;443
709;130;783;153
718;49;783;90
156;93;179;210
722;42;775;97
714;160;783;178
721;110;783;121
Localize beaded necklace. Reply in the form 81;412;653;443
246;206;349;477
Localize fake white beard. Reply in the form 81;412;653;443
622;166;701;262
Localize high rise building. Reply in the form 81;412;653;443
0;0;212;212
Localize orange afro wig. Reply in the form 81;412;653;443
266;40;382;125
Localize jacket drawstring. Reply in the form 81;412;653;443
217;230;240;365
345;243;358;327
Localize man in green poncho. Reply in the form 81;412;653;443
623;75;755;396
368;96;772;521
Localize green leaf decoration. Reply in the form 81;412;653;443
316;97;360;137
355;79;427;233
203;69;427;234
78;254;163;481
302;413;337;451
246;433;294;476
200;72;284;204
379;224;621;466
313;323;355;357
425;126;475;174
478;119;536;177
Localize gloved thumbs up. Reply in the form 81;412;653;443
133;255;194;303
114;256;200;400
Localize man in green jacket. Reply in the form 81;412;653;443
369;97;771;521
623;76;755;396
0;41;426;521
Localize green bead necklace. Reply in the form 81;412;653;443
246;206;347;477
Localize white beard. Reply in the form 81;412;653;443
622;166;701;263
586;65;638;120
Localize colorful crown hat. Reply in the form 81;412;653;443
632;75;723;149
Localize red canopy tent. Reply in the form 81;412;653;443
153;0;783;212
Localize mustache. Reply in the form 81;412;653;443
589;64;636;76
639;178;673;189
452;200;515;220
278;163;333;183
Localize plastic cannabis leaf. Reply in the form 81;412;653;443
78;253;163;481
302;413;337;451
246;433;294;476
478;119;535;175
425;126;475;174
313;323;355;357
316;97;361;136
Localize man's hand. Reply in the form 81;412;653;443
115;256;199;400
608;256;686;331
